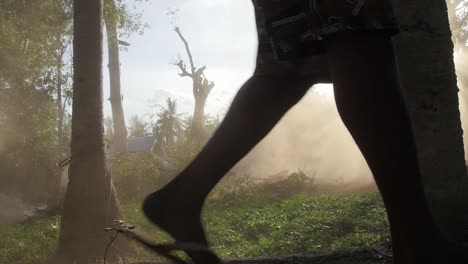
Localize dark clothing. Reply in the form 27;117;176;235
253;0;399;61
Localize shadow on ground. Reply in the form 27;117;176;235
136;246;392;264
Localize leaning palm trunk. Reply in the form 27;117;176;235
58;0;131;262
393;0;468;242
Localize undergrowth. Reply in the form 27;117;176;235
0;215;60;264
0;192;389;264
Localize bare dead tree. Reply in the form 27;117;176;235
172;27;215;139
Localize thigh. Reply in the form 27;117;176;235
316;0;399;38
251;0;330;82
320;0;395;17
320;0;400;94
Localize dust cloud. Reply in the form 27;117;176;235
454;49;468;161
231;88;375;192
230;49;468;192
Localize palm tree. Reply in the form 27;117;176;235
104;0;128;154
128;114;149;138
392;0;468;241
152;98;185;147
58;0;130;262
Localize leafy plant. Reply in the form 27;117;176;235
0;192;389;264
209;170;318;206
111;153;160;203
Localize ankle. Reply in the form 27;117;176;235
157;179;205;211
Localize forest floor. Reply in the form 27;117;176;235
228;247;392;264
0;192;390;264
137;246;393;264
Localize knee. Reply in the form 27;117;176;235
250;74;312;100
333;92;363;130
232;74;311;112
253;56;329;86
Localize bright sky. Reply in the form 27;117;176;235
102;0;333;121
97;0;467;183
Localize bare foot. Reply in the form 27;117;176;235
143;187;221;264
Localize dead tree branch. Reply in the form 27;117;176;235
174;27;196;74
171;26;216;136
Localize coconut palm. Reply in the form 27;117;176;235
58;0;130;261
151;98;185;147
128;114;149;138
392;0;468;241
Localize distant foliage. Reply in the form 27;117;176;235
111;153;160;203
104;0;149;43
209;170;318;206
0;0;73;203
260;170;317;198
128;114;149;138
150;98;185;146
107;98;221;201
140;97;222;182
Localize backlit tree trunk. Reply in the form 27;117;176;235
105;0;128;154
193;90;207;137
58;0;131;262
392;0;468;242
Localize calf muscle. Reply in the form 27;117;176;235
326;33;442;263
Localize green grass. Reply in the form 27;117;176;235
0;215;61;264
0;192;389;264
205;192;389;258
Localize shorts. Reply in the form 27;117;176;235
253;0;399;62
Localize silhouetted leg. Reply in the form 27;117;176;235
143;71;319;263
326;33;455;263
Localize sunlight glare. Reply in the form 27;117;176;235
314;84;335;99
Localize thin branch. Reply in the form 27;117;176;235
172;26;215;97
173;60;192;77
194;66;206;77
174;27;196;74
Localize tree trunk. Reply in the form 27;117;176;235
58;0;131;262
105;0;128;154
192;92;207;138
172;27;215;141
57;55;64;155
392;0;468;242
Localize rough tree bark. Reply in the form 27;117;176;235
173;27;215;139
105;0;128;154
58;0;131;262
392;0;468;242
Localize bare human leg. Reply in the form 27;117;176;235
325;31;467;264
143;72;321;263
317;0;456;261
142;2;329;263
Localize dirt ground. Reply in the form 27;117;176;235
138;246;393;264
227;247;392;264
